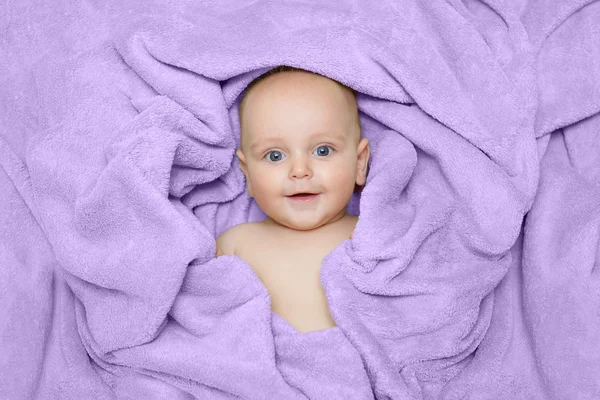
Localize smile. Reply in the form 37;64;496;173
286;193;319;202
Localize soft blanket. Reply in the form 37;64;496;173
1;0;599;399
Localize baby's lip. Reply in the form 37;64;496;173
286;192;320;202
286;191;319;197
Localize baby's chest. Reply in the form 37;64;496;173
251;251;323;288
242;249;328;302
238;243;339;332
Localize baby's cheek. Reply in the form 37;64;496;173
252;177;272;197
251;174;282;208
327;165;354;189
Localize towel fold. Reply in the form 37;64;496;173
1;0;599;398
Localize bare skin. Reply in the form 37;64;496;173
216;70;369;333
217;215;356;332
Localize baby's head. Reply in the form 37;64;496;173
237;66;369;231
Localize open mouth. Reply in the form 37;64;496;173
290;193;314;198
287;193;319;201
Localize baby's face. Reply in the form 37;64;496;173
237;71;369;231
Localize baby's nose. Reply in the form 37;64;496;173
289;155;312;179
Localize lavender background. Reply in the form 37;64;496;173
1;0;599;399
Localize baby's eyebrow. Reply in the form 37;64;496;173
307;131;347;143
250;132;346;152
251;139;280;152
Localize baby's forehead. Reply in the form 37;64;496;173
261;73;350;100
239;71;359;145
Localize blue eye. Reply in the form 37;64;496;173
265;151;284;162
314;146;333;157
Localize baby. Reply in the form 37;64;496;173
216;66;370;333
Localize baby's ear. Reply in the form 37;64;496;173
355;138;370;186
236;149;248;174
236;149;254;197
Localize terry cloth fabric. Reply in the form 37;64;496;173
1;0;599;398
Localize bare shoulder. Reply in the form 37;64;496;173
215;222;262;256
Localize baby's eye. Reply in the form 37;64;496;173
313;145;333;157
265;150;285;162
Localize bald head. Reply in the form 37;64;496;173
238;68;361;149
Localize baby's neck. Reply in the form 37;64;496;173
264;210;351;232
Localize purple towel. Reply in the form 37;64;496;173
1;0;599;398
